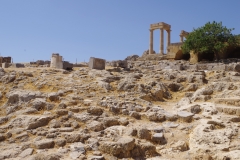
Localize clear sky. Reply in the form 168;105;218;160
0;0;240;63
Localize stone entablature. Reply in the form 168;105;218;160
150;22;171;30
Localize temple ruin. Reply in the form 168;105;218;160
147;22;191;60
149;22;171;55
180;30;190;42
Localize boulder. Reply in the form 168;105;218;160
171;140;188;151
34;139;54;149
87;106;103;116
88;121;104;132
137;128;151;140
177;111;194;122
151;133;165;144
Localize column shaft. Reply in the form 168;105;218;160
160;28;164;55
167;30;171;53
180;36;183;42
149;29;153;54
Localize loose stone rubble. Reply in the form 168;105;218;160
0;58;240;160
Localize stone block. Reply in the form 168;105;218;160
151;133;165;144
89;57;105;70
11;63;25;68
63;61;73;70
2;63;9;68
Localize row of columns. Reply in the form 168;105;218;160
149;28;171;55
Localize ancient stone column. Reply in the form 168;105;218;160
180;36;183;42
149;29;154;54
167;30;171;53
167;30;171;46
160;28;164;55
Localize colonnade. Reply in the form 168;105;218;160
149;22;171;55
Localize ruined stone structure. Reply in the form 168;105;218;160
179;30;190;42
2;63;9;68
166;30;190;60
149;22;171;55
50;53;63;69
147;22;191;60
0;56;11;63
11;63;25;68
89;57;105;70
0;56;12;69
63;61;73;70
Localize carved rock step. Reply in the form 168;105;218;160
215;104;240;116
214;98;240;106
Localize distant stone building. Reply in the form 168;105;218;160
63;61;73;70
0;56;12;68
0;56;11;63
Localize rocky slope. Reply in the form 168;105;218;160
0;63;239;160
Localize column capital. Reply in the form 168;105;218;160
149;29;154;32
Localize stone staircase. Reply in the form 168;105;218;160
214;98;240;116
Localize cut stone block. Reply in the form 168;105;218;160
89;57;105;70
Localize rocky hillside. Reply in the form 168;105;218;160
0;64;240;160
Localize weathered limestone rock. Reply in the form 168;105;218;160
27;116;52;129
88;121;104;132
234;63;240;72
34;139;55;149
189;51;198;64
190;104;202;114
151;133;165;144
18;148;34;158
88;156;104;160
87;106;103;116
177;111;194;122
137;128;151;140
31;98;47;110
48;92;59;101
171;140;188;151
49;119;61;128
69;142;85;159
0;75;16;83
63;133;81;143
103;117;119;128
99;136;135;158
6;90;44;104
0;133;5;141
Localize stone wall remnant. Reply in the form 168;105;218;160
0;57;11;63
63;61;73;70
50;53;63;69
89;57;105;70
2;63;9;68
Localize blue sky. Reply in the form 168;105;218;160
0;0;240;63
